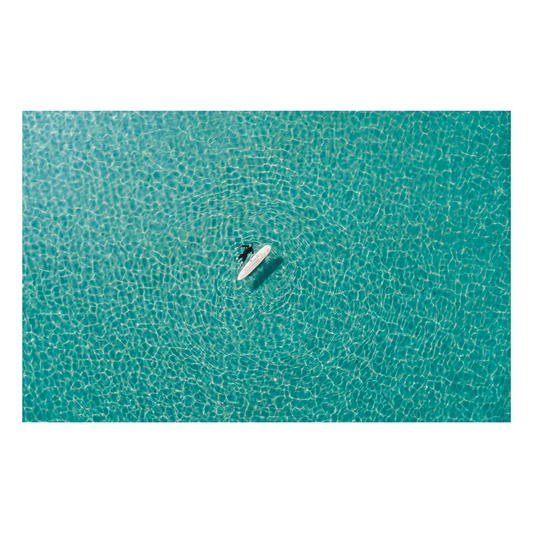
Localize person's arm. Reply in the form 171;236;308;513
235;245;246;250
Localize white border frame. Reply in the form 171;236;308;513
0;88;533;446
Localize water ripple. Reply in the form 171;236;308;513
23;111;511;422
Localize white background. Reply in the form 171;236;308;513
0;88;533;445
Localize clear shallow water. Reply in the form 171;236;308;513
22;111;510;422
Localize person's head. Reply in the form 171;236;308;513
250;243;253;246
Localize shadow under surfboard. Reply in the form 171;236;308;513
250;257;284;290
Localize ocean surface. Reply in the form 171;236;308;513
22;111;511;422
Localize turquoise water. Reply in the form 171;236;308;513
22;111;511;422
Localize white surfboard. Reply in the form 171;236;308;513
237;245;271;281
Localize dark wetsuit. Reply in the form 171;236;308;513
236;243;254;264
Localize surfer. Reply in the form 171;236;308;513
235;243;254;270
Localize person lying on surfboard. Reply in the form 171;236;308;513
235;243;254;271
